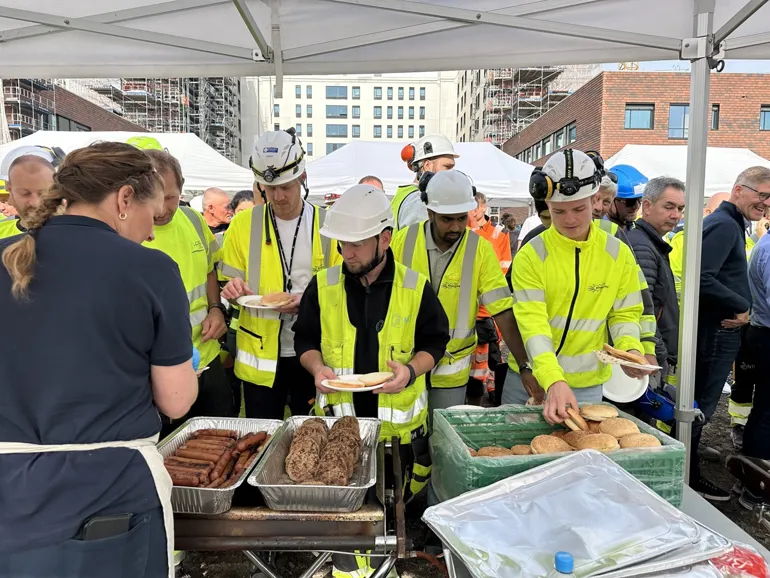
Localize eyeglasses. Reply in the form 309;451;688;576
740;184;770;202
618;197;641;208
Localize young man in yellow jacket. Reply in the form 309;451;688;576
506;149;654;423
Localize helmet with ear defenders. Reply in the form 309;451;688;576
418;171;435;204
401;143;417;171
529;149;601;203
529;167;555;202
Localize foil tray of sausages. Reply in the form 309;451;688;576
158;417;284;515
248;416;381;512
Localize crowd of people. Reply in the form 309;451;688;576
0;130;769;578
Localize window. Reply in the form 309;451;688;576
711;104;720;130
296;104;301;118
409;87;415;100
273;104;280;117
352;86;360;100
419;106;425;120
374;87;382;100
761;106;770;131
408;106;414;120
625;104;655;129
353;125;361;138
668;104;689;139
327;143;345;154
398;106;404;120
398;126;403;139
554;129;564;149
374;106;382;119
408;126;414;139
352;106;360;119
387;87;393;100
295;124;302;136
326;86;347;99
374;125;382;138
387;125;393;138
387;106;393;120
56;115;89;131
307;104;313;118
306;85;312;98
326;105;348;119
420;87;426;100
274;123;280;131
326;124;348;138
419;125;425;137
398;87;404;100
307;143;313;156
307;124;313;137
542;137;552;156
534;142;542;159
567;122;577;143
295;85;301;98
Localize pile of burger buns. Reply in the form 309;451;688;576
469;405;661;457
285;417;362;486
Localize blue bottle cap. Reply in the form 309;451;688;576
554;551;574;574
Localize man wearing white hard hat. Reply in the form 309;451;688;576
506;149;653;424
392;134;459;230
0;146;60;238
391;170;536;412
220;129;340;419
294;184;448;578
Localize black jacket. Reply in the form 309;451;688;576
294;248;449;417
627;219;678;366
700;201;751;323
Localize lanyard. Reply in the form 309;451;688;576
270;203;305;292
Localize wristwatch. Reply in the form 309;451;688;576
208;303;227;316
519;361;533;373
406;363;417;387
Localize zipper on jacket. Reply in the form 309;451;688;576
555;247;580;356
239;326;264;350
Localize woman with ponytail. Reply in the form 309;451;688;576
0;142;198;577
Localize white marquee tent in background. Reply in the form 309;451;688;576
607;144;770;198
0;131;254;193
306;141;533;207
3;0;770;475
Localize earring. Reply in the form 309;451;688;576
119;212;127;220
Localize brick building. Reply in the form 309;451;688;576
502;71;770;166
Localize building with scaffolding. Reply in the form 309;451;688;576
456;65;601;147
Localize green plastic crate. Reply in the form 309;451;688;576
432;404;685;507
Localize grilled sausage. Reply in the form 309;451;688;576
165;466;208;482
164;460;214;477
164;456;215;468
233;451;251;476
237;431;267;453
221;454;239;481
170;473;200;487
177;449;224;462
192;429;238;439
183;439;233;450
210;449;233;482
206;476;226;488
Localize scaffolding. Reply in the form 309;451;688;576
2;78;56;139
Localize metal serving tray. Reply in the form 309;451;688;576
158;416;283;515
248;416;381;512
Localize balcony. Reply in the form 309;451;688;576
3;86;55;112
489;68;513;81
7;112;50;132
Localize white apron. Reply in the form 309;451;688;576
0;436;174;578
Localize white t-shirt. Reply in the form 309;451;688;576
518;214;543;242
397;189;429;229
274;202;314;357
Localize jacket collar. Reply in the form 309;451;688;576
343;247;395;287
634;219;672;255
716;200;748;235
544;219;600;252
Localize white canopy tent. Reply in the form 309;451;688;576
0;131;254;193
305;141;533;207
607;145;770;198
3;0;770;477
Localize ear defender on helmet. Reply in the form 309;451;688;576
401;144;417;172
585;150;606;177
418;171;435;204
529;167;555;201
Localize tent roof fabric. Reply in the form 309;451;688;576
305;141;533;207
1;1;769;78
0;131;254;193
606;145;770;199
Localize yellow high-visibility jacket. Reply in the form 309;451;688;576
0;217;24;239
512;221;644;391
391;184;419;231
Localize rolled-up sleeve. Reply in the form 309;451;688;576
415;282;450;366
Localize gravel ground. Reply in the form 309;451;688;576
182;393;768;578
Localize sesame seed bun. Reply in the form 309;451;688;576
530;435;572;455
468;447;478;457
576;433;620;453
511;444;532;455
619;433;662;449
599;417;640;438
563;430;591;448
477;446;513;457
564;408;589;432
551;430;569;439
587;421;602;434
579;404;619;422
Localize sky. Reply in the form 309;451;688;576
602;60;770;73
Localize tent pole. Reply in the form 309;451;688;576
676;0;715;483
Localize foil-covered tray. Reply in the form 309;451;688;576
248;416;381;512
424;450;700;578
158;416;283;515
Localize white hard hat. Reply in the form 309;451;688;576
0;145;61;181
250;130;306;187
421;170;477;215
320;185;394;242
542;149;601;203
405;134;459;167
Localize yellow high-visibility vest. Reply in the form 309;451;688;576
391;222;513;389
391;184;418;231
0;217;24;239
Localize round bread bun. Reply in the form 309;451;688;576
468;447;478;456
359;372;394;386
564;408;589;432
525;396;542;406
530;435;572;455
551;430;568;439
579;404;619;422
511;444;532;455
563;430;591;448
619;433;662;449
327;378;365;388
261;292;294;307
477;446;513;457
576;433;619;453
599;417;640;438
587;421;602;434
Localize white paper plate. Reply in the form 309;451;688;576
236;295;276;309
603;363;649;403
321;375;387;393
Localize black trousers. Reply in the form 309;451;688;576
730;324;755;420
743;325;770;459
243;356;316;419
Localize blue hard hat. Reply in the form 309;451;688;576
610;164;648;199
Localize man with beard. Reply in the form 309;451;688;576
0;149;56;239
142;150;232;430
608;164;647;232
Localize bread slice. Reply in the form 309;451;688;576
261;292;294;308
327;378;365;388
602;344;647;365
359;372;394;386
564;408;589;432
